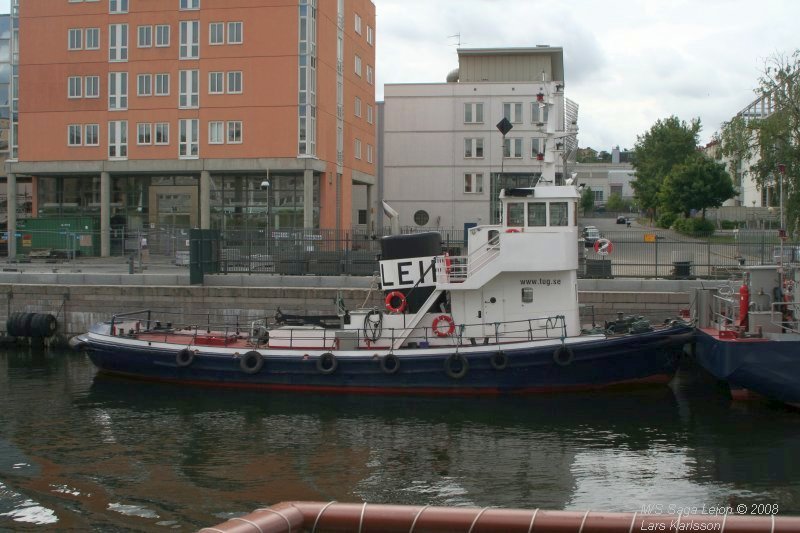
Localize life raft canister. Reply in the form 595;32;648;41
432;314;455;337
385;291;407;313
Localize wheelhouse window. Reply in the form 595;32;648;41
506;202;524;227
527;202;546;227
550;202;569;226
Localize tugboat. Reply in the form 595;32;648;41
81;184;692;394
694;263;800;406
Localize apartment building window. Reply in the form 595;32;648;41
354;13;362;34
531;138;546;158
354;138;361;159
179;118;199;157
366;144;373;164
298;0;317;157
85;76;100;98
109;24;128;61
109;0;128;14
354;54;361;76
68;29;82;50
155;123;169;144
86;28;100;49
503;137;523;158
108;71;128;110
85;124;99;146
209;72;223;94
503;102;523;123
209;22;223;45
532;102;549;124
366;65;373;84
68;76;82;98
155;25;170;47
354;96;361;117
108;120;128;158
464;173;484;194
367;104;373;124
179;21;200;59
464;102;483;124
138;26;152;47
227;121;242;143
68;124;82;146
137;74;152;96
227;22;243;44
180;0;200;9
464;138;484;158
227;71;242;94
155;73;169;96
137;123;152;144
209;121;224;144
593;190;604;202
179;69;199;108
367;26;374;45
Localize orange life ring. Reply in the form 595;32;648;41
385;291;407;313
432;314;455;337
444;252;452;273
505;228;521;233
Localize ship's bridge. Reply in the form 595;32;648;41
438;186;580;288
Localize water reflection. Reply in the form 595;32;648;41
1;349;800;530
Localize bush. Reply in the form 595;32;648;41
657;212;678;229
673;217;715;236
719;220;744;230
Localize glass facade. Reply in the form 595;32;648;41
0;14;11;156
210;173;320;231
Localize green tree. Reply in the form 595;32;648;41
597;150;612;162
658;153;736;218
746;51;800;233
605;193;629;213
580;186;594;215
631;116;702;219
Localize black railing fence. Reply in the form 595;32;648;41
5;224;798;280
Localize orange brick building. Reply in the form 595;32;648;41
6;0;376;257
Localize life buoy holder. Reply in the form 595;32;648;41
317;352;338;374
505;228;521;233
385;291;407;313
444;353;469;379
432;315;456;337
553;345;574;366
240;350;264;374
490;350;508;370
176;348;194;368
380;353;401;374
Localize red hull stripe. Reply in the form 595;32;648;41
98;371;672;396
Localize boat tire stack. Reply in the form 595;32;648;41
6;312;58;339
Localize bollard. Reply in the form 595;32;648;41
128;255;135;274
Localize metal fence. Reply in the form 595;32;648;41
4;223;798;280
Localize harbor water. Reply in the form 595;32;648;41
1;347;799;530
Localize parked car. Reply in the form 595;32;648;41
582;227;601;247
616;215;627;224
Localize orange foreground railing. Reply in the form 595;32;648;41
201;501;800;532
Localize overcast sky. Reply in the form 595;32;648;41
374;0;799;152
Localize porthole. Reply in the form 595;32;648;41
414;210;429;226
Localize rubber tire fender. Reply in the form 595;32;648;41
317;352;338;374
379;353;401;374
490;350;508;370
176;348;195;368
553;345;574;366
240;350;264;374
444;353;469;379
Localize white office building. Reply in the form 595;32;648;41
382;47;578;232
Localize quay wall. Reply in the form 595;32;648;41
0;280;697;336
